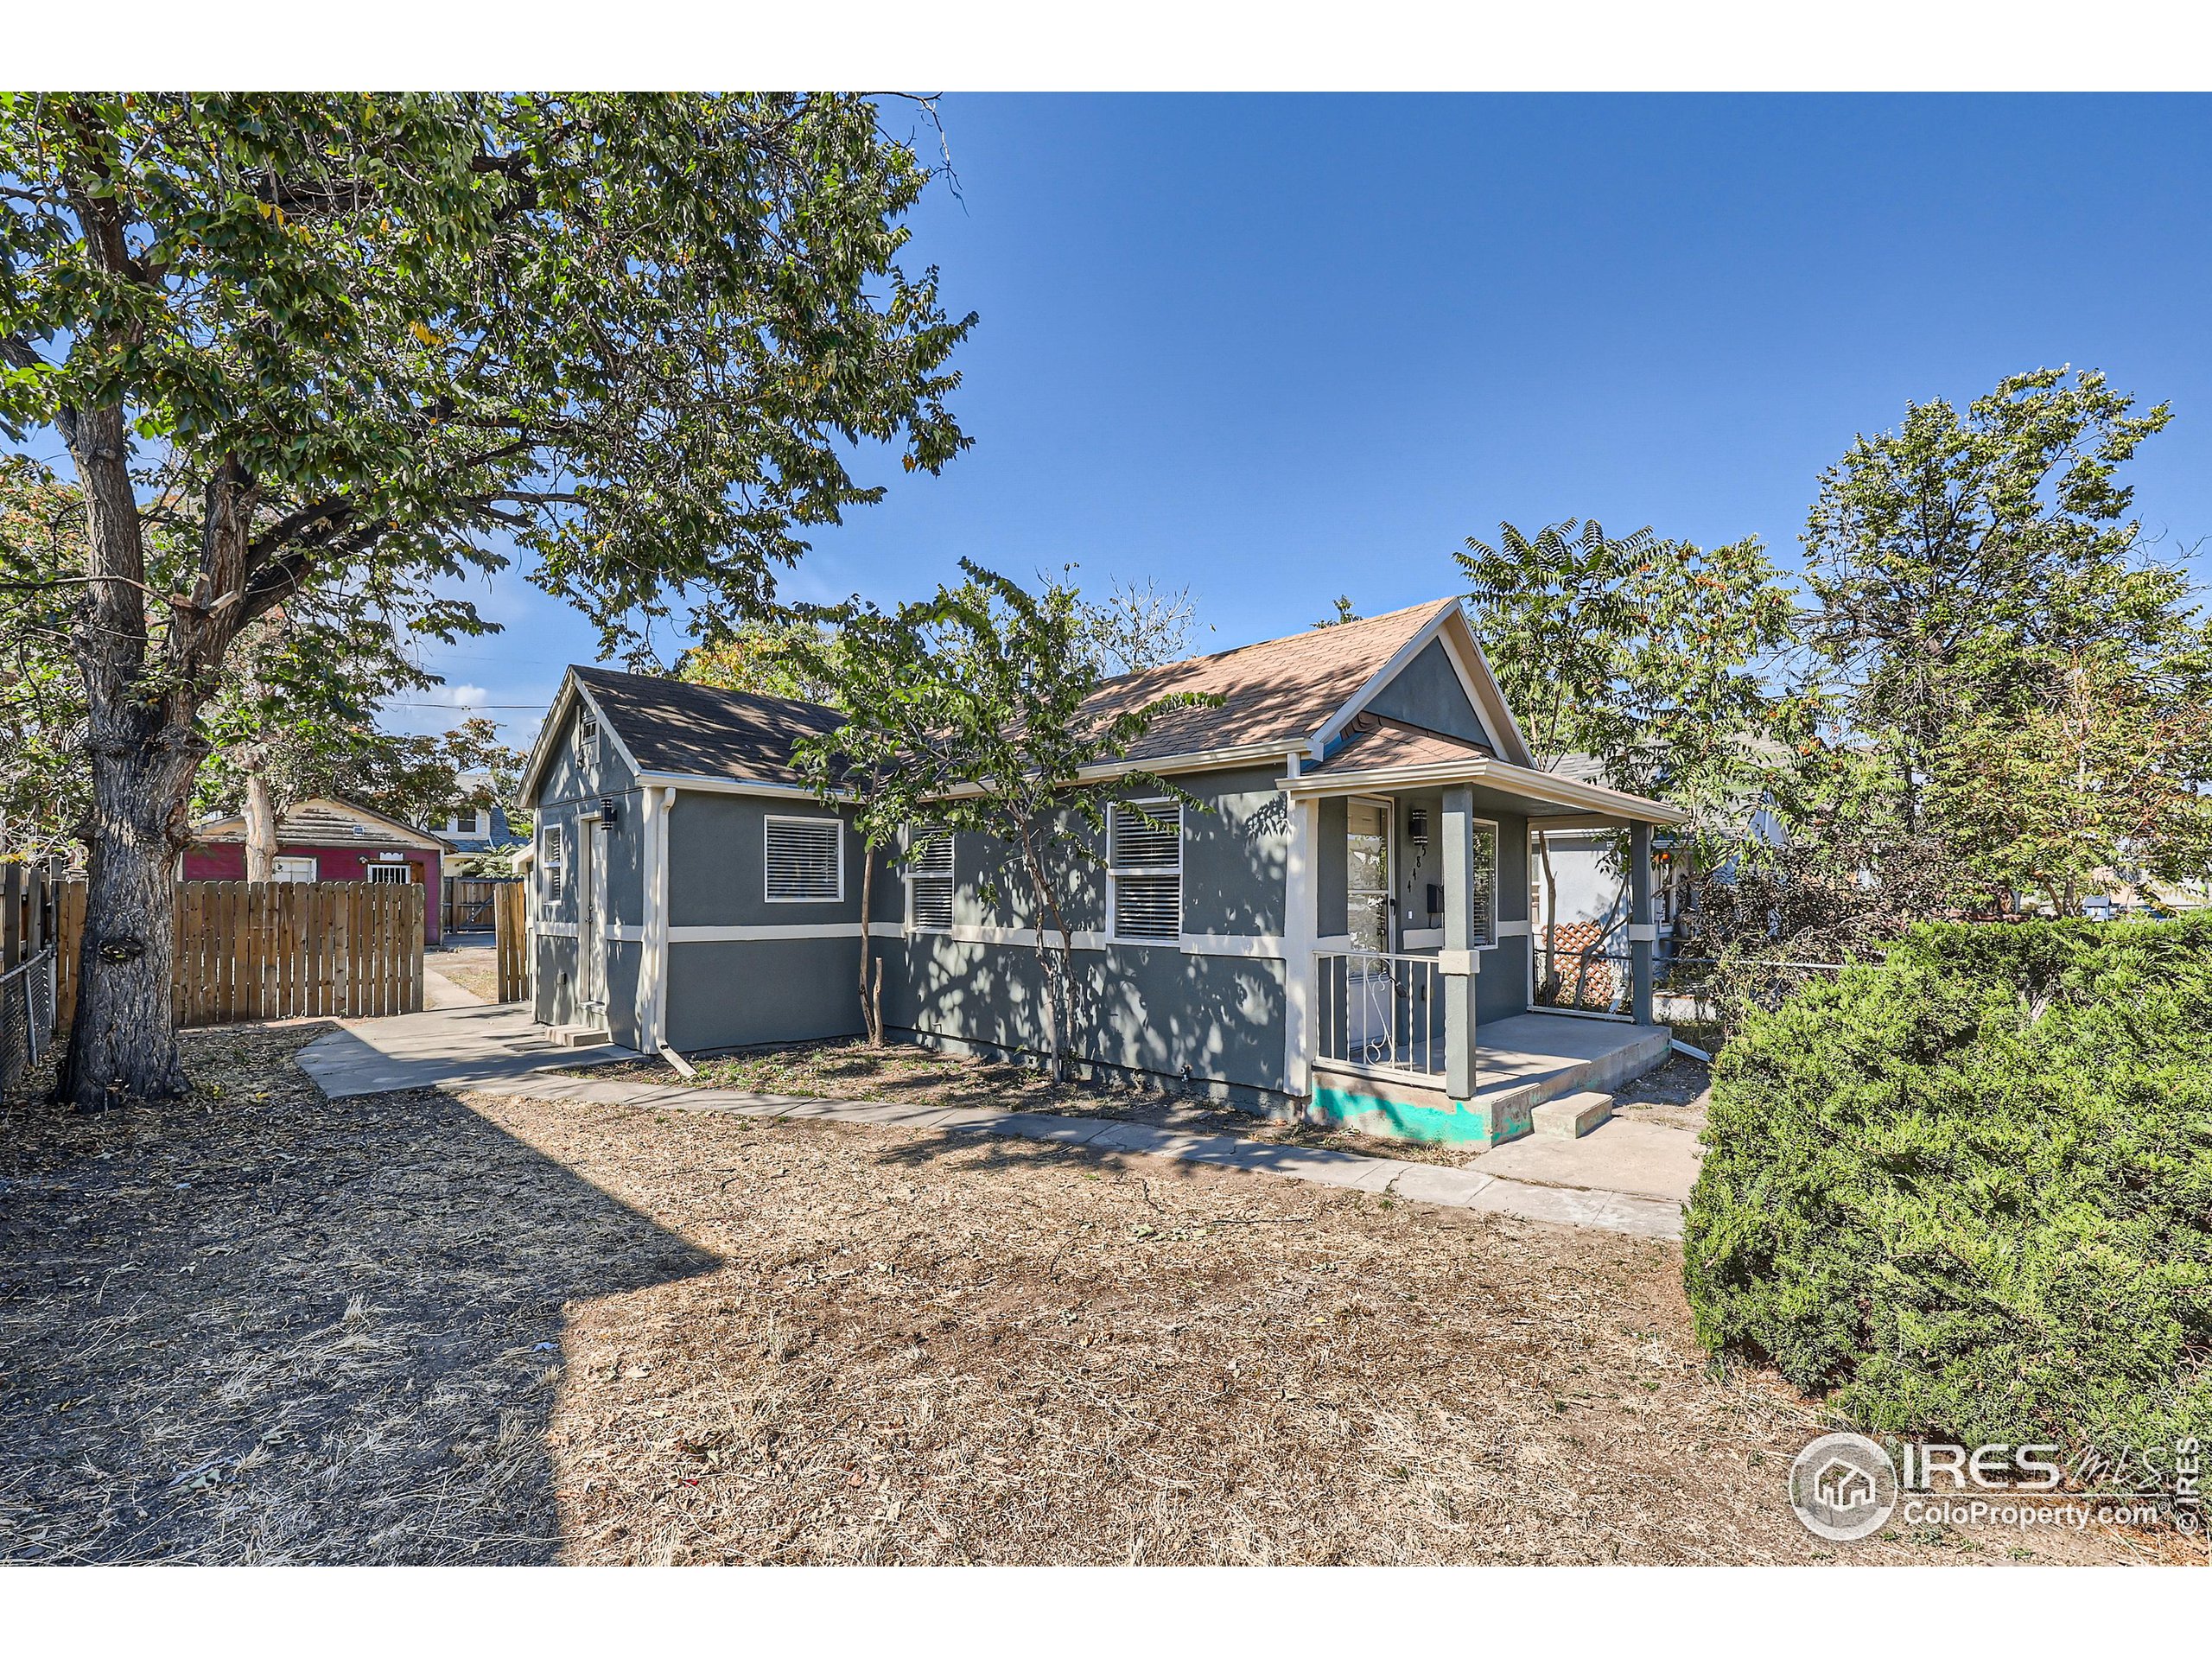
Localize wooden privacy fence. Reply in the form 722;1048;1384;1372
55;879;424;1030
493;880;530;1004
442;876;518;935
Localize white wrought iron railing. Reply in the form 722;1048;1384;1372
1313;949;1446;1077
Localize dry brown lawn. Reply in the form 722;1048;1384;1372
427;942;502;1003
0;1025;2187;1565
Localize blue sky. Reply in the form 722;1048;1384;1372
391;92;2212;740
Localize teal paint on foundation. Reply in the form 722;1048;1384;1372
1310;1083;1499;1147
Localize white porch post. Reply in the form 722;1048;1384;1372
1440;785;1480;1102
1282;789;1318;1099
1628;818;1656;1027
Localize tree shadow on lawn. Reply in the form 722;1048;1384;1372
0;1023;717;1564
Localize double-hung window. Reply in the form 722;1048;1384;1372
764;816;843;903
1109;800;1182;944
575;715;600;766
543;824;564;904
906;833;954;931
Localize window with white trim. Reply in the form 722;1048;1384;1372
1109;800;1182;943
906;832;954;931
764;816;843;903
575;715;600;766
366;863;412;885
1470;820;1497;949
543;824;564;902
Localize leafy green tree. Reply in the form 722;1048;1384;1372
0;92;971;1108
1923;641;2212;916
1458;519;1814;963
1803;367;2180;833
789;562;1218;1073
0;454;88;861
674;618;846;706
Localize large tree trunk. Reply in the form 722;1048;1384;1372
856;843;882;1045
56;404;238;1111
243;767;277;882
59;710;200;1110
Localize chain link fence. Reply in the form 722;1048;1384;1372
0;948;57;1096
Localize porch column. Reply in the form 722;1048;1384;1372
1282;791;1318;1098
1440;785;1480;1101
1628;819;1656;1027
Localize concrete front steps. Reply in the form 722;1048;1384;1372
544;1024;613;1050
1465;1014;1670;1144
1532;1089;1615;1139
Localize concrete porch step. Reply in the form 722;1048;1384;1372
1465;1014;1671;1143
545;1024;613;1049
1531;1089;1614;1140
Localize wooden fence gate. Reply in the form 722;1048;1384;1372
55;879;424;1029
493;880;530;1004
442;876;519;935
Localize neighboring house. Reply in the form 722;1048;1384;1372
424;775;524;856
1530;751;1788;969
516;598;1688;1146
185;796;445;944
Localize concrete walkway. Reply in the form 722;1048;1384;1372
297;1007;1685;1240
421;967;487;1011
299;1004;643;1096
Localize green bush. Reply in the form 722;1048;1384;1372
1682;914;2212;1457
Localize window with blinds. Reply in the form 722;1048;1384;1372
906;832;954;931
1471;821;1497;949
543;824;564;902
764;817;842;902
1109;800;1182;943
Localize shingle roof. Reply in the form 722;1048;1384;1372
1081;598;1459;762
1302;715;1495;778
572;667;843;788
1540;752;1611;786
563;597;1465;787
193;796;444;850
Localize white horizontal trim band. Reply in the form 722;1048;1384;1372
668;922;902;943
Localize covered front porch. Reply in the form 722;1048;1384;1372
1278;718;1688;1147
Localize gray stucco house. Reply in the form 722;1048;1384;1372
516;597;1686;1147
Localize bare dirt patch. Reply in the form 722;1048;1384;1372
1608;1053;1712;1135
476;1094;2173;1565
3;1032;2182;1565
577;1038;1506;1168
0;1025;709;1563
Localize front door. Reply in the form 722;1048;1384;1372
576;819;607;1014
1345;798;1394;1053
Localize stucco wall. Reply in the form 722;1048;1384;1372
1364;638;1492;748
875;765;1294;1100
531;692;641;1026
664;937;870;1051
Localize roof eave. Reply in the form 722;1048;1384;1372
1280;755;1688;824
